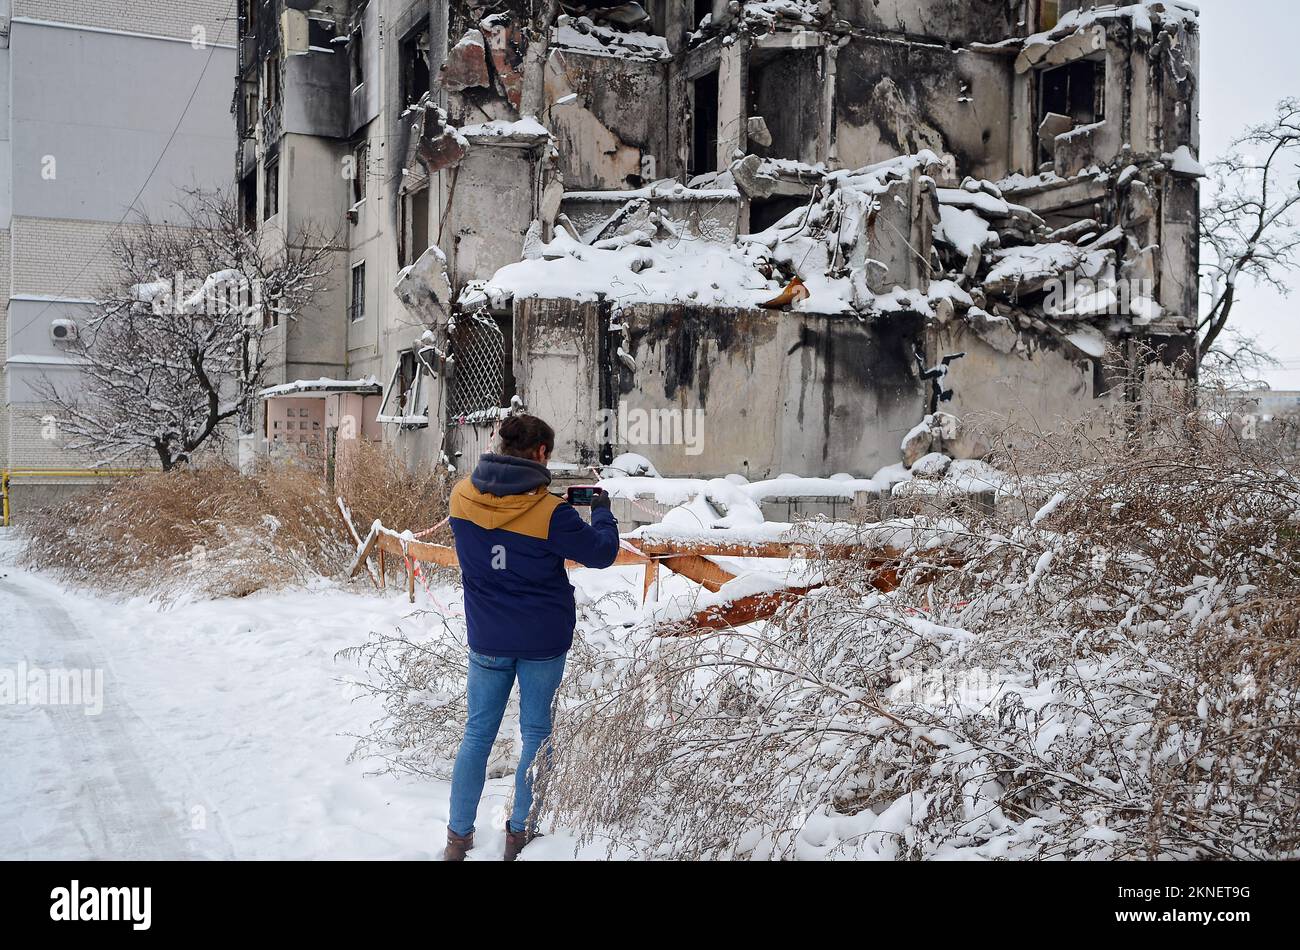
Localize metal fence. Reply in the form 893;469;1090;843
446;313;505;421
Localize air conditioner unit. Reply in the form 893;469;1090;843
50;319;79;343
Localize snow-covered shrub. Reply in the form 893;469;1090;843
339;588;640;782
537;398;1300;859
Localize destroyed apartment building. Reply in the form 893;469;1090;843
240;0;1201;486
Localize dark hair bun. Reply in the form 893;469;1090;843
499;414;555;458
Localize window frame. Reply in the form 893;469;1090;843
375;347;433;426
349;261;366;323
263;156;280;220
399;23;432;113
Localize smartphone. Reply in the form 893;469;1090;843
566;486;606;507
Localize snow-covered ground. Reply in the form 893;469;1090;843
0;530;648;861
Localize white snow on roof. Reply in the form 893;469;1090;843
486;228;782;310
553;22;669;60
599;463;912;505
1162;145;1206;177
985;242;1088;287
1023;0;1198;46
259;376;380;398
936;205;997;257
459;116;550;141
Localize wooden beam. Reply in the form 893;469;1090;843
630;539;874;560
338;498;380;588
657;585;822;636
642;559;659;603
370;535;648;572
656;554;736;592
611;547;652;567
348;522;381;580
375;531;459;568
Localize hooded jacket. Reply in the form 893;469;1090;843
449;453;620;658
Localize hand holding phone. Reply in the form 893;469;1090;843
567;486;609;510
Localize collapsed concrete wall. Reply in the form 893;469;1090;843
511;287;1163;478
238;0;1203;482
544;49;670;190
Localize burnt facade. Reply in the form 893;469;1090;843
238;0;1201;478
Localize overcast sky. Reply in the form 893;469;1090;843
1196;0;1300;388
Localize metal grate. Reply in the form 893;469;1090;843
446;312;505;421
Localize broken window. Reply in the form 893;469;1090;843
1036;59;1106;163
748;48;820;163
349;2;368;92
693;0;713;30
238;78;258;139
376;348;431;426
399;187;430;269
350;261;366;322
690;69;719;177
265;49;281;111
240;170;257;231
400;25;431;111
1039;60;1105;127
263;156;279;219
352;141;368;203
307;16;336;49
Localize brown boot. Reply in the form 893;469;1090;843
443;829;474;861
503;823;540;862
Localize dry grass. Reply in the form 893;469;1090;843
336;440;454;546
334;367;1300;859
20;444;451;600
532;384;1300;859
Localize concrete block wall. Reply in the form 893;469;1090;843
12;0;233;43
8;217;119;297
4;405;102;468
5;218;122;474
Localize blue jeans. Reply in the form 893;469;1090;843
448;649;568;836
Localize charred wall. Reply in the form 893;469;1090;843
833;0;1027;45
835;39;1016;180
515;298;931;477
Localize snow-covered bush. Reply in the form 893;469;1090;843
536;399;1300;859
339;587;640;781
334;373;1299;859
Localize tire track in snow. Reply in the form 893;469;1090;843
0;572;234;859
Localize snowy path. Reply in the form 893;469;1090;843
0;533;562;860
0;568;196;859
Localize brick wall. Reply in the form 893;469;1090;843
8;217;122;298
13;0;235;45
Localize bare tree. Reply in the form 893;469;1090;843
39;188;336;471
1200;97;1300;362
